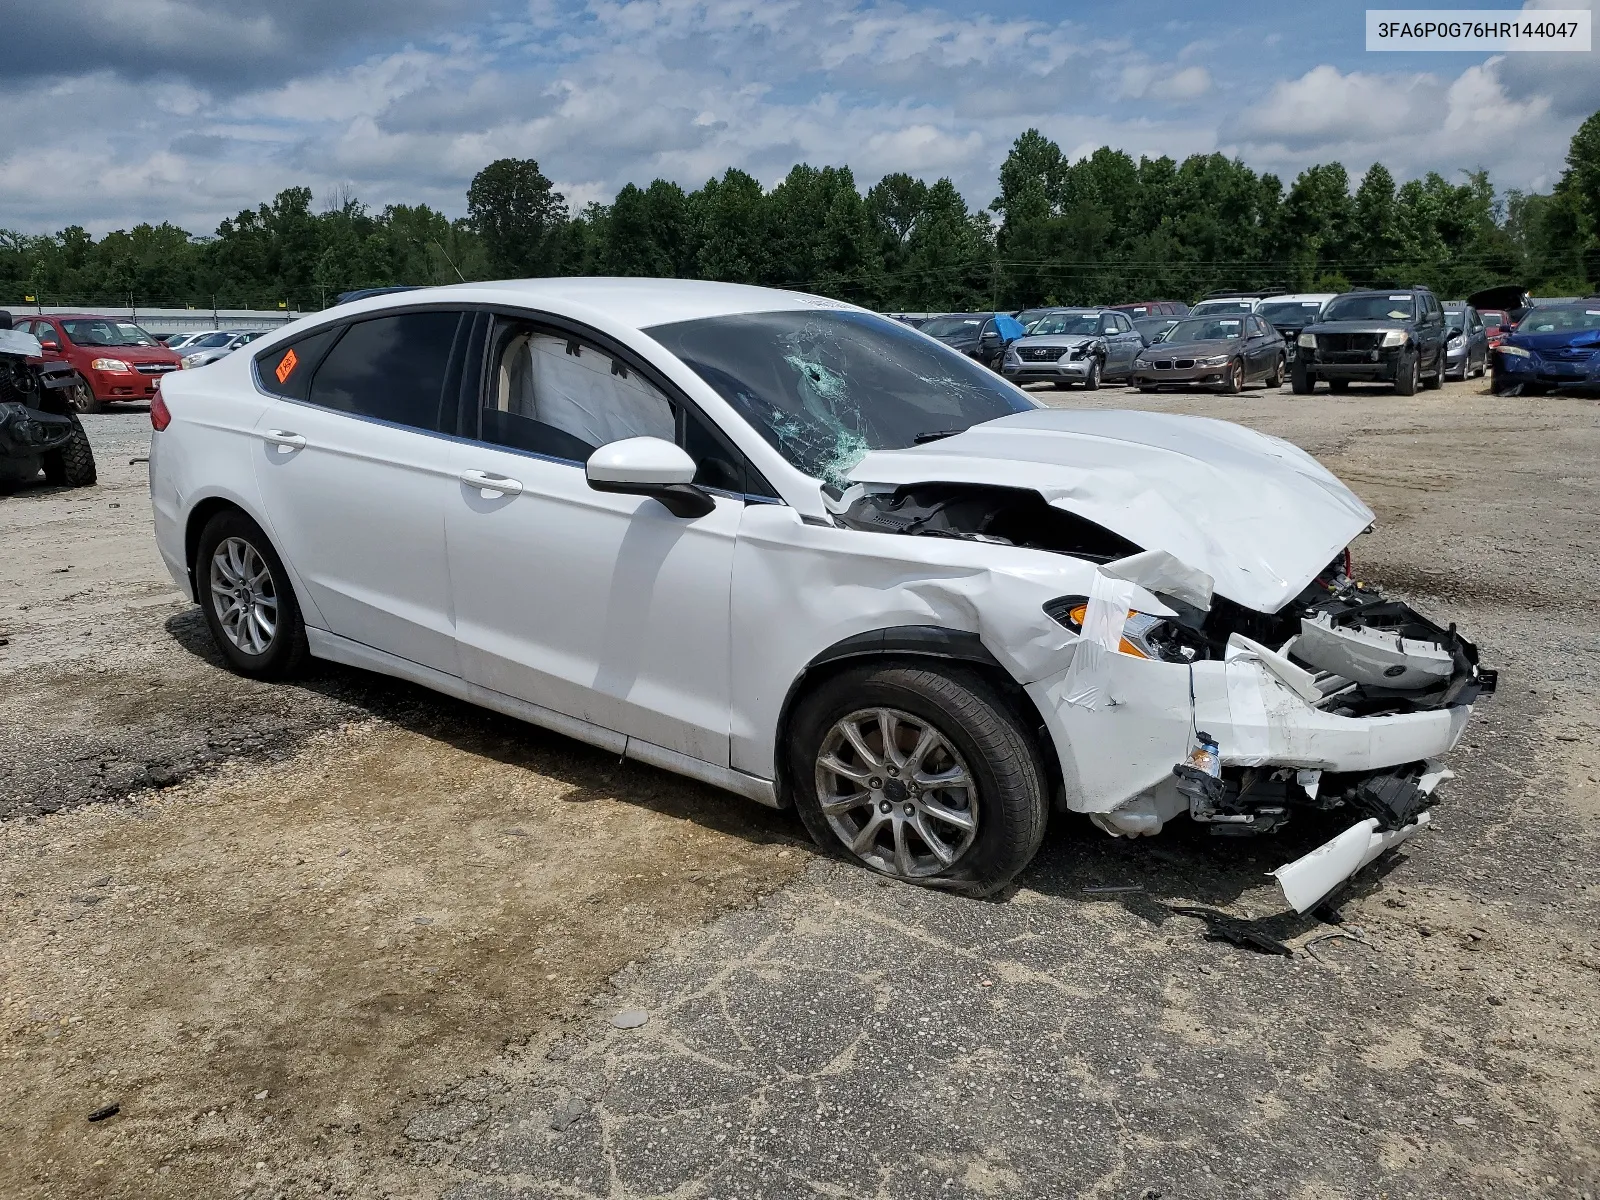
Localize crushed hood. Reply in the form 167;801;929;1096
846;409;1375;614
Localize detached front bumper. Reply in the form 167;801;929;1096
1027;649;1478;910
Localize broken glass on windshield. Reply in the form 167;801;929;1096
645;309;1036;490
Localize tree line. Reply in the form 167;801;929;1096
3;111;1596;315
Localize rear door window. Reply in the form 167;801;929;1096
305;312;467;434
255;327;343;402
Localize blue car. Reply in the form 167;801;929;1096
1491;300;1600;395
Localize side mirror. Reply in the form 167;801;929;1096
41;340;60;352
586;437;714;519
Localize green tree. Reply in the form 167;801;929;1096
466;158;568;278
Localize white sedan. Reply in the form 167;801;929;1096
147;279;1494;907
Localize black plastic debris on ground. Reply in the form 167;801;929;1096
1167;904;1294;956
87;1103;120;1122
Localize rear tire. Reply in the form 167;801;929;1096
195;509;309;680
41;413;96;487
789;662;1048;898
1266;355;1285;388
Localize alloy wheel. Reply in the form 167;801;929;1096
814;707;979;879
71;379;97;413
209;536;278;655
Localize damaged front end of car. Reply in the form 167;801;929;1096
836;410;1495;913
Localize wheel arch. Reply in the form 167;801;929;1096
772;625;1063;811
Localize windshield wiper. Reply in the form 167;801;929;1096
913;428;968;444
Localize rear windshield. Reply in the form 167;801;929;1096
646;309;1036;489
1322;294;1416;321
1258;300;1324;326
1189;300;1252;317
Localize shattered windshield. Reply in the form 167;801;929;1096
646;309;1037;489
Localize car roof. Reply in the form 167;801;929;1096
1258;293;1335;303
328;278;870;332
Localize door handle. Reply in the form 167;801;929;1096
460;469;523;497
262;429;306;452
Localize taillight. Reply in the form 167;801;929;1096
150;391;171;431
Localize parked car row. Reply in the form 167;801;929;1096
4;316;273;411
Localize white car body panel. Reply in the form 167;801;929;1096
445;440;743;765
148;278;1487;913
848;408;1375;614
250;401;460;676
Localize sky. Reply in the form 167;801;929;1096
0;0;1595;236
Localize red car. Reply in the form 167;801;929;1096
1479;309;1511;350
16;313;182;412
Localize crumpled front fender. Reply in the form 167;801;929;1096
1027;650;1471;815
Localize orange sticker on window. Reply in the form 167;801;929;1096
275;347;299;384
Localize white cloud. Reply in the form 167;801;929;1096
0;0;1593;235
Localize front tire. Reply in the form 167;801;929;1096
1222;359;1244;394
195;509;309;679
42;413;96;487
789;663;1048;897
1082;358;1101;391
1423;346;1445;390
1291;363;1314;394
1395;352;1420;396
70;376;101;414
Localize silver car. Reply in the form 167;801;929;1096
1444;304;1489;379
1001;308;1144;389
180;329;266;370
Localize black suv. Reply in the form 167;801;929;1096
1292;287;1449;395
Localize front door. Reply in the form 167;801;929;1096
250;310;469;676
444;316;744;765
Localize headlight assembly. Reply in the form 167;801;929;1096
1199;354;1231;367
1498;345;1531;358
91;358;132;373
1298;333;1316;349
1044;598;1187;662
1380;330;1408;348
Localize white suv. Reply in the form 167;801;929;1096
147;279;1493;906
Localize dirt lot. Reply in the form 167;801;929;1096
2;377;1598;1199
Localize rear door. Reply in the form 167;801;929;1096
250;309;471;675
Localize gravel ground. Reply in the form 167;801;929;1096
2;381;1598;1199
